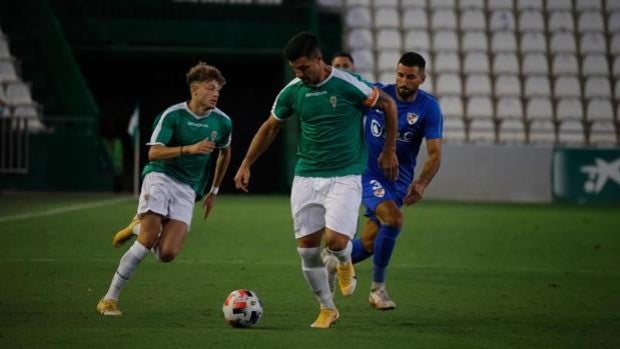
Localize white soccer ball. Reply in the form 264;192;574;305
222;289;263;328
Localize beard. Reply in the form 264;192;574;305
397;86;415;99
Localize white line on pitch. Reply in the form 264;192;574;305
0;197;134;223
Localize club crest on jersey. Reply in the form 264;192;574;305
210;130;218;141
407;112;419;125
329;96;337;109
370;179;385;198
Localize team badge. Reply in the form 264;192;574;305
373;188;385;198
210;130;218;141
407;112;419;125
330;96;337;109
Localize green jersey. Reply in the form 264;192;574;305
143;102;232;197
272;68;379;177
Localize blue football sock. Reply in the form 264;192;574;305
372;225;401;283
351;238;372;264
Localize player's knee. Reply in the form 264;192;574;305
158;250;177;263
382;210;403;229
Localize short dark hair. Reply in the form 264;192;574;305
398;52;426;71
333;52;354;64
186;62;226;86
283;31;321;61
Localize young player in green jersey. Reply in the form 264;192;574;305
234;32;399;328
97;62;232;316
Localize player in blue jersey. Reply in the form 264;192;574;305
325;52;443;310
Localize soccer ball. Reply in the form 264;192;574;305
222;289;263;328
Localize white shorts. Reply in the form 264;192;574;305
290;175;362;239
137;172;196;228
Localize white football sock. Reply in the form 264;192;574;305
371;281;386;291
104;241;149;300
297;247;335;309
327;240;353;264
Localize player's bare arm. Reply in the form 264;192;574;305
374;89;399;181
234;115;282;192
148;139;216;160
203;146;231;219
403;138;442;206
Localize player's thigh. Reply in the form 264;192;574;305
158;219;189;258
167;178;196;229
324;175;362;239
291;176;326;239
137;172;172;218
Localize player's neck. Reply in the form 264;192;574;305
187;100;213;116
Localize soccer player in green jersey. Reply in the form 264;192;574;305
234;32;399;328
97;62;233;316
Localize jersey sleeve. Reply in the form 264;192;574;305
217;118;232;149
147;113;174;146
271;80;298;121
424;100;443;139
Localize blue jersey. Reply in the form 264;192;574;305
363;84;442;213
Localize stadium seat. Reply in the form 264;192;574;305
490;10;516;31
608;1;620;12
529;119;556;143
421;75;434;93
459;0;484;9
404;30;430;51
345;7;372;28
584;77;611;99
488;0;513;11
521;53;548;75
432;9;457;30
551;32;577;53
526;97;553;119
554;76;581;98
608;12;620;33
440;96;464;118
586;99;614;121
345;0;371;6
499;118;526;142
518;0;543;11
580;33;606;54
460;10;486;31
433;30;459;51
401;8;428;29
589;120;618;145
556;98;584;120
400;0;426;8
582;54;609;76
378;71;395;84
442;116;467;142
434;52;460;73
496;97;524;119
429;0;455;9
0;40;11;59
5;81;33;105
524;76;551;97
468;117;496;142
465;74;492;96
575;0;601;12
375;29;401;50
578;11;604;33
520;32;547;53
552;54;579;76
611;33;620;55
519;10;545;32
0;60;18;82
377;50;401;71
548;11;575;32
492;31;518;52
436;73;462;95
374;7;400;28
558;119;585;144
462;31;488;52
615;79;620;100
466;96;494;118
495;74;521;96
493;53;520;74
372;0;398;6
357;69;376;82
463;52;490;73
12;104;38;117
346;29;373;50
350;49;374;71
546;0;572;11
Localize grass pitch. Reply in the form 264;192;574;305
0;193;618;348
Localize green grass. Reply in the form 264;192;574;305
0;194;618;348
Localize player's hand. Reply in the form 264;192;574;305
188;139;216;154
378;149;399;181
403;180;425;206
234;165;251;192
202;193;216;219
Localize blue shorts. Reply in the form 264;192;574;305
362;174;406;222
